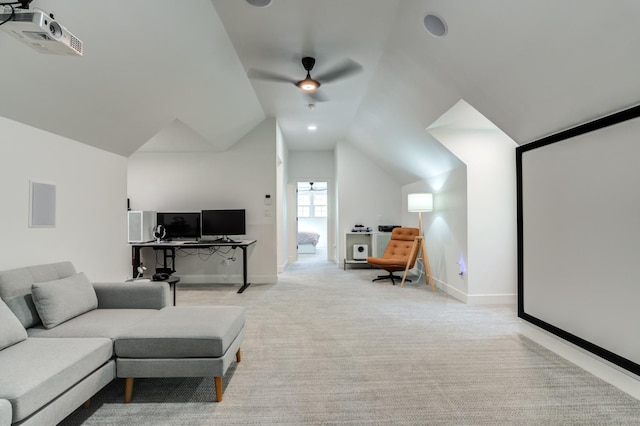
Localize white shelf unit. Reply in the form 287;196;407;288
344;232;393;269
372;232;392;257
344;232;371;269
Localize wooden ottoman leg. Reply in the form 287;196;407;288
83;399;91;408
125;377;134;403
214;376;223;402
236;348;242;362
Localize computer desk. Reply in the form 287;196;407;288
129;240;257;293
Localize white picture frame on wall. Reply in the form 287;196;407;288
29;180;56;227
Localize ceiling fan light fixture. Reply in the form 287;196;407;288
296;76;320;92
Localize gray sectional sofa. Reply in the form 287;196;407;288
0;262;245;426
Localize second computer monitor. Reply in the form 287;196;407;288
201;209;246;241
156;212;201;240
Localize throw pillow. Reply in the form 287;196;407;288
0;297;27;350
31;272;98;329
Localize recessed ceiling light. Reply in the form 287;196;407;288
246;0;272;7
423;14;448;37
307;125;317;131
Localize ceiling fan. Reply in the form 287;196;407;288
306;182;326;192
247;56;362;102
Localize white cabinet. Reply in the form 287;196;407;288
127;211;157;243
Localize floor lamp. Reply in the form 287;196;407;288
401;193;435;291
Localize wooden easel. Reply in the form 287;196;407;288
400;211;435;291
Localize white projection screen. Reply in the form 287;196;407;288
517;105;640;376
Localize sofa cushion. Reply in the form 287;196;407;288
0;337;113;423
0;298;27;351
32;272;98;329
93;281;171;310
115;306;245;358
0;262;76;328
27;308;158;339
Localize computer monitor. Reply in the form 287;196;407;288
201;209;246;242
156;212;201;240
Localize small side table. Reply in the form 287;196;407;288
126;276;180;305
161;276;180;306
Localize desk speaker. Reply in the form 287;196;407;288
128;211;156;242
353;244;368;260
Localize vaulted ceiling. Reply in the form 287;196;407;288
2;0;639;185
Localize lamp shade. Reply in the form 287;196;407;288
408;193;433;212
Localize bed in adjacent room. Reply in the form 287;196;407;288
297;231;320;254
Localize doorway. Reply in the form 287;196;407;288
296;181;328;260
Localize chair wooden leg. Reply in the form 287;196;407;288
419;237;435;292
83;399;91;408
401;239;420;287
124;377;134;403
214;376;223;402
236;348;242;363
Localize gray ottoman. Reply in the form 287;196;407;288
114;306;245;402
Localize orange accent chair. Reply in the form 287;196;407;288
366;227;419;285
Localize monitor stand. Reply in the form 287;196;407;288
214;236;238;243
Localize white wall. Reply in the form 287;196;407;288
0;117;130;280
288;151;335;179
428;100;517;304
335;140;402;265
127;118;278;284
402;165;468;299
276;121;288;273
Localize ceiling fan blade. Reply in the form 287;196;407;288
305;89;329;103
315;59;363;84
247;68;297;84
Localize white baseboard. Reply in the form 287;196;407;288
434;278;516;305
466;293;516;305
435;278;466;303
520;321;640;401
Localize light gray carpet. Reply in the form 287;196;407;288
61;257;640;425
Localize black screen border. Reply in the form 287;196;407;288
516;103;640;376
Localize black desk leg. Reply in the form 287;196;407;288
237;246;250;293
132;247;141;279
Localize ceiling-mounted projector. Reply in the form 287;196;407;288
0;7;82;56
